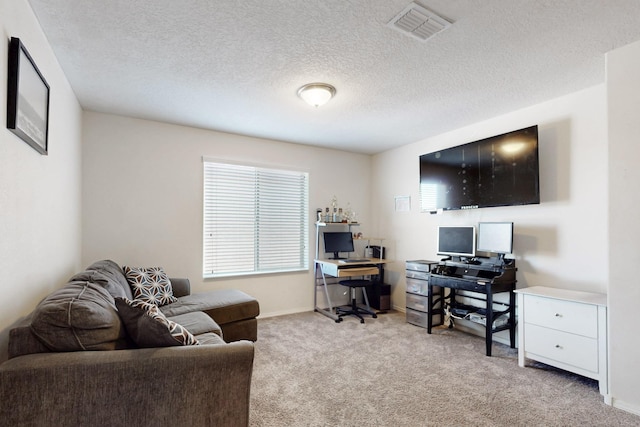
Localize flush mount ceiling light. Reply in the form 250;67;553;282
297;83;336;107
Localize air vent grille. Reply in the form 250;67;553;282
387;2;451;42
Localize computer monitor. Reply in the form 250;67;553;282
477;222;513;257
437;226;476;258
323;232;355;259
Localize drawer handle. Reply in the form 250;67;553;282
555;344;563;349
554;313;562;317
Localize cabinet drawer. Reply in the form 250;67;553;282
406;277;429;295
524;295;598;337
406;293;429;312
405;261;433;273
524;323;598;373
406;270;430;280
406;308;441;328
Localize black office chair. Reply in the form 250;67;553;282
336;279;378;323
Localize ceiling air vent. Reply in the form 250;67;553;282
387;2;451;42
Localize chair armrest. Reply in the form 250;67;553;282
0;341;254;426
170;277;191;297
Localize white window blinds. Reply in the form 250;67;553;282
203;160;309;278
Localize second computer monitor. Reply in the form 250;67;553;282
477;222;513;255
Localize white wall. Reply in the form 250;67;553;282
0;0;83;361
371;85;609;311
1;0;637;414
607;39;640;415
81;112;372;317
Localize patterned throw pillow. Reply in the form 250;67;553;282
114;297;199;347
123;266;178;306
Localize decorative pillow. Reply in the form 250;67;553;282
123;266;178;306
114;297;199;347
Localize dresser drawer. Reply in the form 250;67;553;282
406;270;430;280
406;277;430;295
524;294;598;338
406;293;429;312
524;323;598;373
406;308;442;328
405;261;433;273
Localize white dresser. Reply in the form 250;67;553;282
515;286;609;402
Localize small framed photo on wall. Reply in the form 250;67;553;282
6;37;50;155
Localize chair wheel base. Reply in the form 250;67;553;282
335;279;378;324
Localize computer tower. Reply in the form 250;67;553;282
365;282;390;311
365;245;385;259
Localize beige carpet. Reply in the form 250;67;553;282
249;310;639;427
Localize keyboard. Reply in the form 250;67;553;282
339;258;370;264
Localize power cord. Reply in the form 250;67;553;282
444;304;476;329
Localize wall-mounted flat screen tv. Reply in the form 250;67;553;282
420;125;540;212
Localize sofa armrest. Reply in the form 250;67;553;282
170;277;191;297
0;341;254;427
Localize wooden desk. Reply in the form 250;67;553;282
314;258;391;322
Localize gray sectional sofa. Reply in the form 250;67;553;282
0;260;260;427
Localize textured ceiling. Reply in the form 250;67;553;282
27;0;640;154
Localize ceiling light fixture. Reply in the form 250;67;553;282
297;83;336;107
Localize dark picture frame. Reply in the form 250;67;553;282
7;37;50;155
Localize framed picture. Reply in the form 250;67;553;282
7;37;50;155
395;195;411;212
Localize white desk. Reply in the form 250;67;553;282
314;258;392;321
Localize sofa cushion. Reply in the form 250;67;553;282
69;269;127;299
167;311;222;337
86;259;133;299
195;331;226;346
115;298;199;347
161;289;259;325
30;281;127;352
123;266;178;306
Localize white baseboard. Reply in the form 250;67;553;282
611;397;640;416
258;307;312;318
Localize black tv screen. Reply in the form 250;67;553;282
419;125;540;212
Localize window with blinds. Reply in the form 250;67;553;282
203;160;309;278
